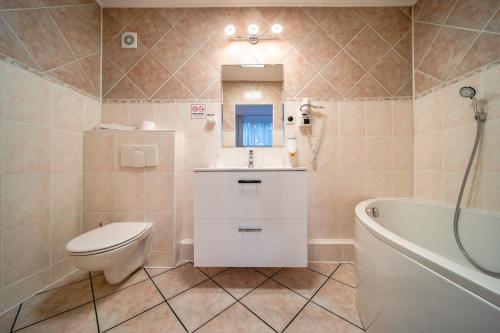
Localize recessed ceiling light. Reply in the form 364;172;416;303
271;24;283;34
247;24;259;35
224;24;236;36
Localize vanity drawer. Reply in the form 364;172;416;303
194;219;307;267
194;171;307;220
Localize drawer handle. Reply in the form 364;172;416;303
238;180;262;184
238;228;262;232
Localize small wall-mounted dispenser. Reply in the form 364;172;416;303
287;138;297;157
120;145;157;168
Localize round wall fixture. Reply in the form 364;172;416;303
121;32;138;49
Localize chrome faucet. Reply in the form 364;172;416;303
248;149;254;168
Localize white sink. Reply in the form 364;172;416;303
193;167;307;172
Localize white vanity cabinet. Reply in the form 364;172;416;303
194;168;308;267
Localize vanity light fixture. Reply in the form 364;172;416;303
240;64;265;68
225;23;283;44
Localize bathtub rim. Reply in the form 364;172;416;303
355;198;500;308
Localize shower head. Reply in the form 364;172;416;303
459;86;476;99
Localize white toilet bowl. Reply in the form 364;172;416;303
66;222;154;284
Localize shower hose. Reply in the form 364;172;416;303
453;116;500;278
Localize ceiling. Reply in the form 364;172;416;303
98;0;417;8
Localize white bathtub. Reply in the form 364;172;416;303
355;198;500;333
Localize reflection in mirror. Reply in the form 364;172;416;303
222;64;284;147
236;104;273;147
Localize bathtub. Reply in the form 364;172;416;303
355;198;500;333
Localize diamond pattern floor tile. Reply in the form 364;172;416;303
331;264;358;287
10;262;362;333
95;279;163;331
273;268;328;299
197;302;274;333
213;268;267;299
241;279;307;332
254;267;281;277
16;303;98;333
284;302;363;333
92;268;149;299
145;267;171;277
308;263;340;276
14;279;93;330
152;263;207;299
0;305;19;332
198;267;227;277
107;303;185;333
312;279;362;327
168;279;235;332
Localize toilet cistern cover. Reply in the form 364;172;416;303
66;222;151;253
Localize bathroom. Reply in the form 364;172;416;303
0;0;499;331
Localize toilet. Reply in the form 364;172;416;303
66;222;154;284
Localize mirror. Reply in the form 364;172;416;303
222;64;284;147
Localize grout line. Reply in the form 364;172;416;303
311;300;365;331
93;273;150;301
45;7;97;96
144;268;189;332
37;275;90;295
198;270;281;332
89;272;101;333
0;3;96;12
0;16;42;71
100;301;165;332
194;266;279;333
444;4;500;82
146;261;191;279
280;264;342;332
12;300;95;332
9;304;22;333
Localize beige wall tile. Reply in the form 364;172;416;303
112;174;145;212
50;215;81;263
3;66;51;126
51;130;82;174
415;133;442;171
84;133;114;172
393;136;414;171
50;174;81;219
2;222;49;286
84;98;101;130
0;269;50;313
1;175;49;231
392;171;414;197
339;102;365;136
339;137;365;170
84;174;113;212
392;100;414;136
365;137;393;171
145;174;174;212
365;101;392;136
145;212;174;252
479;119;500;172
52;86;84;132
2;121;50;174
415;172;442;202
481;65;500;120
308;206;340;239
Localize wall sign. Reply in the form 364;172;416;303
191;104;206;119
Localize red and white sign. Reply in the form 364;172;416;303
191;104;206;119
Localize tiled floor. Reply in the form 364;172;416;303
1;262;363;333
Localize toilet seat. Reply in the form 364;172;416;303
66;222;151;256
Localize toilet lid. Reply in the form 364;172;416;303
66;222;150;254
